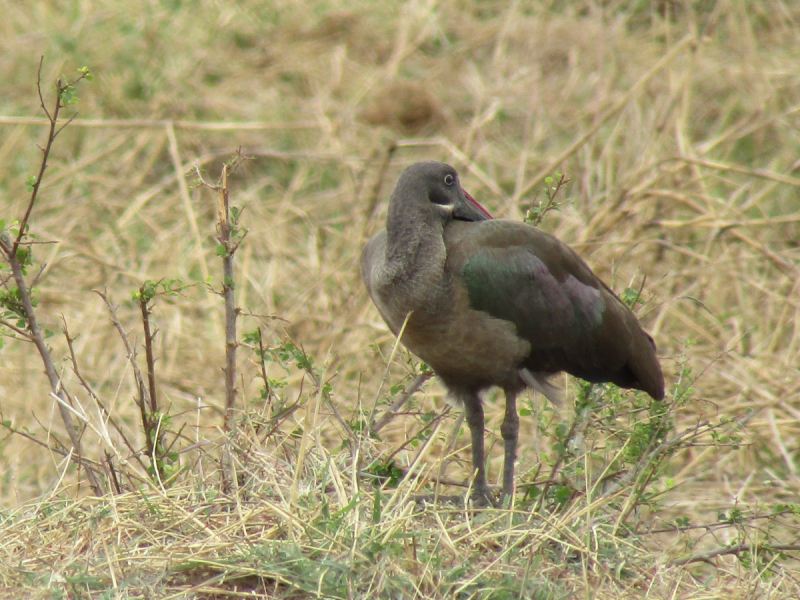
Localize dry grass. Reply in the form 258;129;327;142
1;0;799;597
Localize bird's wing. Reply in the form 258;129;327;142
445;220;655;387
459;241;607;351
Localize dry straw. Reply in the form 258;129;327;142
0;0;799;597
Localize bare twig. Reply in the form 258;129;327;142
671;543;800;566
383;405;451;465
138;289;159;416
533;402;591;512
62;315;147;474
195;152;249;493
14;58;91;255
13;58;59;254
2;419;72;461
94;289;149;421
0;60;100;495
369;371;434;436
326;390;359;450
255;327;272;412
0;115;322;130
525;172;571;227
648;510;799;536
218;162;239;428
135;284;167;482
0;317;35;340
195;152;249;429
95;288;164;481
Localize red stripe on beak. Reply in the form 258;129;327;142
464;189;493;219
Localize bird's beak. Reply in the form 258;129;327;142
454;189;493;221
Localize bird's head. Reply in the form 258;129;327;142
388;162;493;232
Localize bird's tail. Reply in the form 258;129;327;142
519;368;564;406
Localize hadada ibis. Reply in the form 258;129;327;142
361;161;664;506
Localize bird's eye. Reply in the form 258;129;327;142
444;174;455;186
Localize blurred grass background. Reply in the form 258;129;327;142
1;0;799;597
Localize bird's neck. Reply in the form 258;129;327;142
381;222;450;335
385;215;444;277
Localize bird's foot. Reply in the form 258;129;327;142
410;493;465;507
470;485;498;508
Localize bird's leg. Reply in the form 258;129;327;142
500;389;519;504
462;396;493;506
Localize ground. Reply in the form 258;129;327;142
0;1;799;598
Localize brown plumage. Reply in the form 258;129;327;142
361;161;664;506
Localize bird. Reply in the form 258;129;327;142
361;161;664;507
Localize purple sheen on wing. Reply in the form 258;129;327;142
562;274;605;328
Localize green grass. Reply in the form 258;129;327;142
1;0;799;598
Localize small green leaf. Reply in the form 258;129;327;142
59;84;78;105
372;490;382;522
621;287;642;308
78;67;93;81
